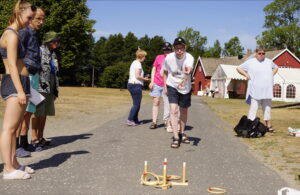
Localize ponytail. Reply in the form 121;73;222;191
8;0;31;27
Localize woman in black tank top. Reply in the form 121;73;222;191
0;0;35;180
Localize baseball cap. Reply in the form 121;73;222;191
173;37;185;46
162;42;172;51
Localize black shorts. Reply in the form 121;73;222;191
167;85;191;108
0;74;30;99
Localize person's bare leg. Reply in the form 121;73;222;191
179;107;188;134
152;97;160;124
0;97;26;173
170;103;179;139
37;116;47;140
20;112;32;136
31;115;39;141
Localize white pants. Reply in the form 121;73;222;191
248;98;272;121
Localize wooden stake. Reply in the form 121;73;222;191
182;162;186;183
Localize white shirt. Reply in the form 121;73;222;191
239;57;278;101
128;60;144;85
163;52;194;94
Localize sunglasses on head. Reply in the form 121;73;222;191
30;5;37;12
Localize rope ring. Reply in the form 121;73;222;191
141;172;160;186
207;187;227;194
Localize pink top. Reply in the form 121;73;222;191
153;54;165;86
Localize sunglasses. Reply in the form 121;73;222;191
257;52;265;55
21;5;37;12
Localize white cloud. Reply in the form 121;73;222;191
93;30;111;38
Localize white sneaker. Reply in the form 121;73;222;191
166;126;173;133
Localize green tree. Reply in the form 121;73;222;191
256;0;300;57
204;40;222;58
223;36;244;56
177;27;207;58
0;0;95;85
123;32;138;62
100;61;130;88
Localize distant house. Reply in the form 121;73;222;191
211;65;300;102
192;48;300;96
192;56;245;95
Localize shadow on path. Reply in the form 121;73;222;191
42;133;93;151
30;150;89;170
188;136;201;146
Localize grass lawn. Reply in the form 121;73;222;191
201;97;300;186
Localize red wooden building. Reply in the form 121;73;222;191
192;48;300;96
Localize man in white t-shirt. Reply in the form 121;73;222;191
162;37;194;148
237;45;278;133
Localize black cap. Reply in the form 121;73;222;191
173;37;185;46
162;42;172;51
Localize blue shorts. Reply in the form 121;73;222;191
149;84;164;97
26;74;40;113
167;85;191;108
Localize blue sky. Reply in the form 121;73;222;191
86;0;273;52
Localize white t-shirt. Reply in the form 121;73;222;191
163;52;194;94
128;60;144;85
239;57;278;101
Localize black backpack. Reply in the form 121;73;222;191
234;115;268;138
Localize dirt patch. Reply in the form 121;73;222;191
201;97;300;188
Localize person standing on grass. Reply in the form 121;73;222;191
148;42;172;131
162;37;194;148
126;48;149;126
33;31;60;147
0;0;35;180
236;45;278;132
16;7;46;157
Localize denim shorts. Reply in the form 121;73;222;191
0;74;30;100
167;85;191;108
149;83;164;97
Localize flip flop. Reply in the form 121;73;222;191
3;170;31;180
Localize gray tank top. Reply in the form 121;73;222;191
0;27;26;59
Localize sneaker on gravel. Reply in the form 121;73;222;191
16;147;31;158
166;125;173;133
126;120;138;126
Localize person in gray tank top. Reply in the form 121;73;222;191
0;0;36;180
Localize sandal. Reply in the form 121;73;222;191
171;138;180;148
267;126;276;133
40;138;51;146
149;122;157;129
31;139;42;147
180;133;190;144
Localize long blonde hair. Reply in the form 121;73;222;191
9;0;32;28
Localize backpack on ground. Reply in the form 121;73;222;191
234;115;268;138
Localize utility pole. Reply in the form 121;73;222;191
92;65;95;87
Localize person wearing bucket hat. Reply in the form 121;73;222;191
33;31;60;148
148;42;173;130
43;31;60;43
162;37;194;148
